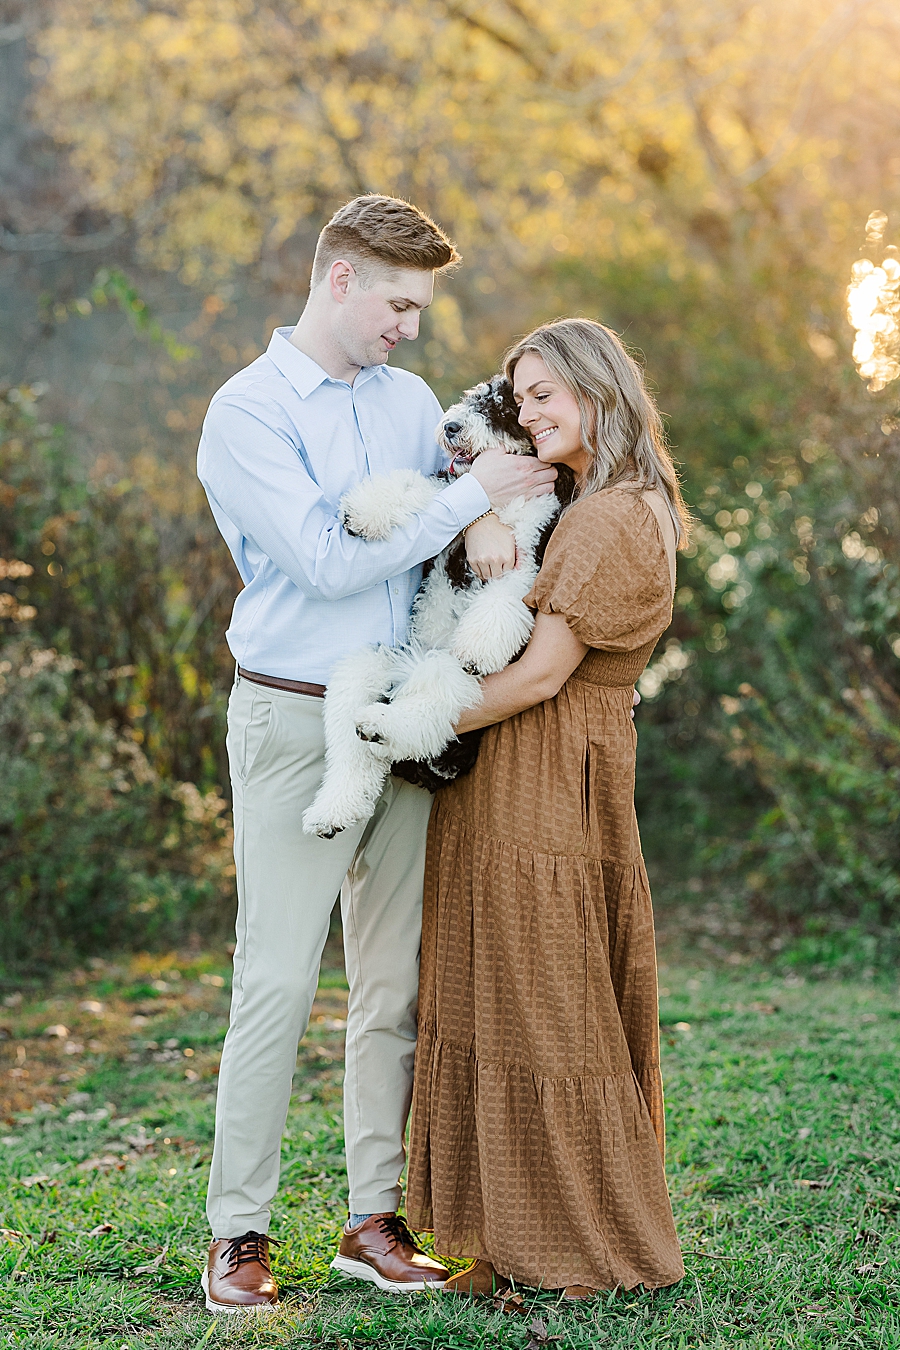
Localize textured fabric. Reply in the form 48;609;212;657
406;487;685;1291
197;327;489;683
207;674;433;1236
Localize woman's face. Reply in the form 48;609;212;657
512;352;590;478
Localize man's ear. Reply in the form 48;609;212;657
329;259;355;304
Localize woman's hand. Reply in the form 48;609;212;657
464;514;517;580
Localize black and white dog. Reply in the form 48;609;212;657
302;376;574;838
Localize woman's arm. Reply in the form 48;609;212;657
456;611;589;732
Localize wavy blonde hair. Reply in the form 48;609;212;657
504;318;691;547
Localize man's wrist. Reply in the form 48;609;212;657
441;471;492;528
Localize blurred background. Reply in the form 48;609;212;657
1;0;898;977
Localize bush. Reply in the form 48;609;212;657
0;642;234;974
0;387;236;971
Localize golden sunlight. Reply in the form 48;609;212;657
847;212;900;392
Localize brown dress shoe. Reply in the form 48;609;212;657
443;1258;511;1298
201;1231;279;1313
331;1213;447;1293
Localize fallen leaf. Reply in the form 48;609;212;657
20;1174;50;1188
794;1179;827;1190
856;1261;886;1275
87;1223;114;1236
43;1024;68;1039
79;1000;104;1014
39;1229;57;1245
797;1127;812;1140
525;1317;563;1348
134;1244;168;1275
493;1290;526;1314
860;1013;877;1024
749;1002;778;1014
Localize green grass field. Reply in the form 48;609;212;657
1;948;899;1349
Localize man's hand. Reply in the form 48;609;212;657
465;514;517;580
469;450;557;508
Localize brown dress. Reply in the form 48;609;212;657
406;487;685;1291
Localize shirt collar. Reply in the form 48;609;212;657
267;326;394;398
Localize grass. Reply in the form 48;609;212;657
1;944;899;1348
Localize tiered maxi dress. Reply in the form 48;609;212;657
406;486;685;1292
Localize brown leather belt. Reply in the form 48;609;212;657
238;667;326;697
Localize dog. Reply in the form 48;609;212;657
302;375;575;839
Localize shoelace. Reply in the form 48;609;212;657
221;1230;280;1274
374;1213;422;1253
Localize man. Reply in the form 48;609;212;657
196;195;557;1311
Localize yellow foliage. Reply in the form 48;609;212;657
32;0;900;298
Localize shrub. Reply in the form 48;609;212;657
0;641;234;973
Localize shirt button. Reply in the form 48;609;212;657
392;587;399;594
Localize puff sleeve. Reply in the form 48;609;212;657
524;488;673;651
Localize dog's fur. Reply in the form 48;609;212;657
302;376;575;838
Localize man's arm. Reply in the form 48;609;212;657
199;397;490;602
199;399;557;603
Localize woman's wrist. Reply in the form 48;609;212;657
464;508;495;532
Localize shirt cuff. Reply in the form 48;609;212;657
438;473;492;528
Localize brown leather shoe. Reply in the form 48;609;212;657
443;1258;511;1298
330;1213;447;1293
201;1231;279;1313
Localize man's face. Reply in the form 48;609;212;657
332;263;435;370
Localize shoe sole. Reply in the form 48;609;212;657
330;1254;445;1294
200;1269;278;1314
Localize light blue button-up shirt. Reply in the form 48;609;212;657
197;326;490;683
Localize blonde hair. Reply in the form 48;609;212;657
311;195;459;288
504;318;692;547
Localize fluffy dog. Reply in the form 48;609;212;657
302;375;574;839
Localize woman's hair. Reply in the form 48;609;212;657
503;318;692;547
311;195;459;288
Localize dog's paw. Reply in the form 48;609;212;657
451;635;514;677
354;703;400;751
301;806;349;839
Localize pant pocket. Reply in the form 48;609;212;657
230;691;275;784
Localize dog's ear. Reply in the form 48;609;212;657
489;374;530;441
490;374;513;405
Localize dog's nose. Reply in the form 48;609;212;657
443;421;462;437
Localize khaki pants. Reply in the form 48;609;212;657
206;674;433;1237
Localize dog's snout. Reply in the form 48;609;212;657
443;420;462;437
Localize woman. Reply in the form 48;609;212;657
406;318;689;1297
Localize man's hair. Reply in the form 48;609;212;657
310;195;460;288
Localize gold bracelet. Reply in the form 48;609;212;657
464;509;494;531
